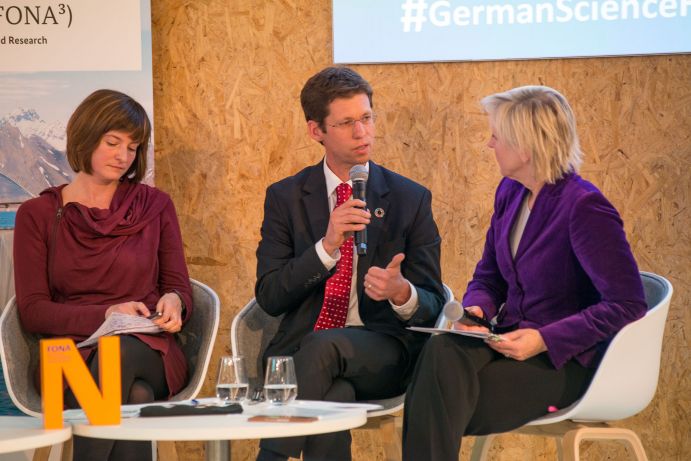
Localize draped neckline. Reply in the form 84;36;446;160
41;180;169;236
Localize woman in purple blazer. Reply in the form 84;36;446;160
402;86;647;461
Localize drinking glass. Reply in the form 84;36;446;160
264;356;298;405
216;356;249;404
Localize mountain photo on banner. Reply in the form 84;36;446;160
0;0;154;207
0;108;72;204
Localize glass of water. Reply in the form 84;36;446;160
216;356;248;404
264;356;298;405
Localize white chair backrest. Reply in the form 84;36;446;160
434;283;457;328
531;271;673;425
442;284;454;304
0;296;41;417
230;299;282;391
0;279;219;414
170;279;220;401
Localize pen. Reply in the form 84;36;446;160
462;310;494;331
147;311;162;320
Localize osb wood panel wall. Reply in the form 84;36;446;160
151;1;690;460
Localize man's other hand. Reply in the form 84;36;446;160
364;253;411;305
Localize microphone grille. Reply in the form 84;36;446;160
349;165;368;182
443;300;464;322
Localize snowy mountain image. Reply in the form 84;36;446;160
0;108;74;204
5;108;66;151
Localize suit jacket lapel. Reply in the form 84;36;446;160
356;161;389;298
302;161;330;244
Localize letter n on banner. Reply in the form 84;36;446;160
40;336;121;429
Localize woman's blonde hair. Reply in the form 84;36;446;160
481;85;582;184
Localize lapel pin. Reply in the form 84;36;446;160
374;208;385;218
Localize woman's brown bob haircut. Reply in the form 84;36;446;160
66;89;151;183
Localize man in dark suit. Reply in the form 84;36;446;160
255;66;444;461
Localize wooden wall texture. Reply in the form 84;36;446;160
150;1;690;459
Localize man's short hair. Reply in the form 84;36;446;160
66;89;151;183
481;85;583;184
300;67;373;131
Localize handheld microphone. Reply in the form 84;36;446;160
349;165;368;255
443;300;494;331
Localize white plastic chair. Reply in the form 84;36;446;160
0;279;220;461
469;271;673;461
231;283;453;461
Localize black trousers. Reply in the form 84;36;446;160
402;334;594;461
259;327;409;461
65;336;169;461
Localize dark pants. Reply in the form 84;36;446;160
65;336;169;461
402;334;594;461
259;327;409;461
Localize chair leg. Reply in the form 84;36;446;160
469;434;497;461
32;446;51;461
561;427;648;461
555;436;564;461
379;415;402;461
158;441;180;461
60;438;74;461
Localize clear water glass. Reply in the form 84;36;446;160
216;356;249;404
264;356;298;405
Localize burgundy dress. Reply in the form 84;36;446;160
13;180;192;396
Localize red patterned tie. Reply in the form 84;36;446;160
314;183;354;331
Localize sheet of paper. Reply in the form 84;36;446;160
293;400;383;412
77;312;162;348
243;400;382;419
407;326;504;342
63;406;141;420
251;406;339;418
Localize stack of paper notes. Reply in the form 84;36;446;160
77;313;163;348
408;326;504;342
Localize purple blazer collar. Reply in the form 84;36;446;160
498;173;578;266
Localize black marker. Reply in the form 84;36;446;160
147;311;163;320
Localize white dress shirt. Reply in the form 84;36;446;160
314;160;419;325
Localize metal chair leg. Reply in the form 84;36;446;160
469;434;497;461
562;427;649;461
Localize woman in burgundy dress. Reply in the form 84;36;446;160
13;89;192;461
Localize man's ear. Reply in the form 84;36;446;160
307;120;325;143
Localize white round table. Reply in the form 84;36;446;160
0;416;71;454
69;400;369;461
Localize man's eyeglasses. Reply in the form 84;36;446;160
326;113;377;130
